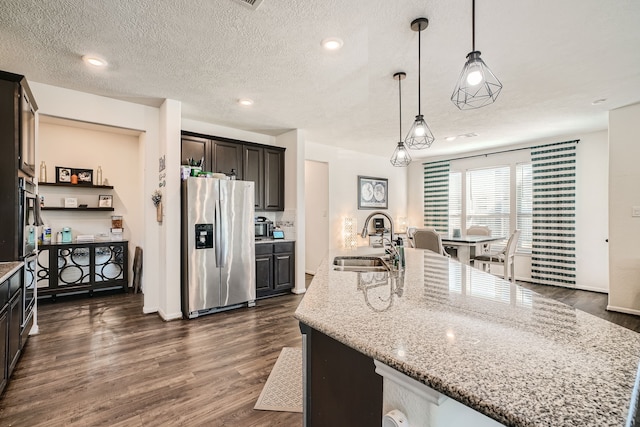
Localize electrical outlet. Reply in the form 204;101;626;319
633;206;640;217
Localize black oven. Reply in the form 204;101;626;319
254;217;274;240
18;178;42;259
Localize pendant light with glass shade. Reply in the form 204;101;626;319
451;0;503;110
390;72;412;167
405;18;435;150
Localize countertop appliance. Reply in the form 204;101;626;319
254;216;274;240
181;177;256;318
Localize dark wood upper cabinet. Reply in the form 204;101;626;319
243;145;264;210
212;140;242;177
181;131;285;212
264;148;284;211
181;135;210;170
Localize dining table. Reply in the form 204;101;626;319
441;234;505;265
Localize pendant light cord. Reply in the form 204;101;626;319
472;0;476;51
417;24;422;116
398;76;402;140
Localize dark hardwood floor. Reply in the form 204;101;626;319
0;292;304;426
1;275;638;426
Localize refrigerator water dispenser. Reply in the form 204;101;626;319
195;224;213;249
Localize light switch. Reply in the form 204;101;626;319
633;206;640;217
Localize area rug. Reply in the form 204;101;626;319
254;347;303;413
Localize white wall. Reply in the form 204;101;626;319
305;160;329;274
305;142;408;252
608;102;640;314
407;130;609;292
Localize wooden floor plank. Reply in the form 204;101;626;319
0;292;304;426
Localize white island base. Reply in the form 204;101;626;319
375;361;503;427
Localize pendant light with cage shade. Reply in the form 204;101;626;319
405;18;435;150
451;0;503;110
390;72;412;167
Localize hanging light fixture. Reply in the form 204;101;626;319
405;17;435;150
451;0;503;110
390;72;412;167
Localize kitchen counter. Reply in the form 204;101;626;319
294;247;640;426
255;238;296;244
0;261;23;283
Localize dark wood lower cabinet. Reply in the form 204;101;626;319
0;306;7;394
256;241;295;298
300;323;383;426
7;289;22;378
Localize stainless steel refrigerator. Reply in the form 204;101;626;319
181;177;256;318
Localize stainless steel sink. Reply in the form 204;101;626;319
333;256;390;272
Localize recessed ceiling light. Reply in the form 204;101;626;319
238;98;254;106
591;98;607;105
321;37;344;51
445;136;457;141
82;55;108;68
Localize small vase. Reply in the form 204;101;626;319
156;202;163;223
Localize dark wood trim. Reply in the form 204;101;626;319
38;182;114;189
41;207;115;211
181;130;286;153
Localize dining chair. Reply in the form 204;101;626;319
472;229;521;282
466;225;492;268
413;229;449;256
405;226;418;248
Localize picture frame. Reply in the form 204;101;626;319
98;195;113;208
56;166;72;183
358;175;388;210
73;168;93;185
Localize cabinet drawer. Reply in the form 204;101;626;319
8;269;22;297
255;243;274;255
273;242;294;253
0;280;8;307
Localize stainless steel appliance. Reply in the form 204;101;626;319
181;177;256;318
254;216;274;240
18;178;41;338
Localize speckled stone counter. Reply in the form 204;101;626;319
0;261;22;283
294;248;640;426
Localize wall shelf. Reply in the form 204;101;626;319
41;207;114;211
38;182;114;189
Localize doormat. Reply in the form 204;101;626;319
254;347;303;413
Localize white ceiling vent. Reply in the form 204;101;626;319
232;0;264;10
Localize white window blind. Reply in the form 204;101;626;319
448;172;461;235
466;166;510;249
516;163;533;252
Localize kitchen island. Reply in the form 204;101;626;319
294;247;640;426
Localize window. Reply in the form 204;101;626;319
516;163;532;252
466;166;510;248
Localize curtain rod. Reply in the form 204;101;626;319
423;139;580;164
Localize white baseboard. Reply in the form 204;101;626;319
143;305;158;314
292;287;307;295
607;305;640;316
305;269;316;275
157;308;183;321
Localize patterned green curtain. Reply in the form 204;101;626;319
530;140;578;287
423;161;450;233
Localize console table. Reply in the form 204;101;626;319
36;241;128;299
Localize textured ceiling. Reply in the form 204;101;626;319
1;0;639;160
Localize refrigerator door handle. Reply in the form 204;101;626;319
214;197;223;267
218;188;228;268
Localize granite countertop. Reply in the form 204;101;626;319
294;247;640;426
0;261;23;283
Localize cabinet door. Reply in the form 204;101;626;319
264;148;284;210
8;290;21;377
181;136;211;171
0;307;7;394
255;254;273;293
212;140;243;177
274;252;294;291
243;145;264;210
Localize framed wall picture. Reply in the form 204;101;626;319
98;195;113;208
358;176;388;209
56;166;72;183
73;168;93;185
